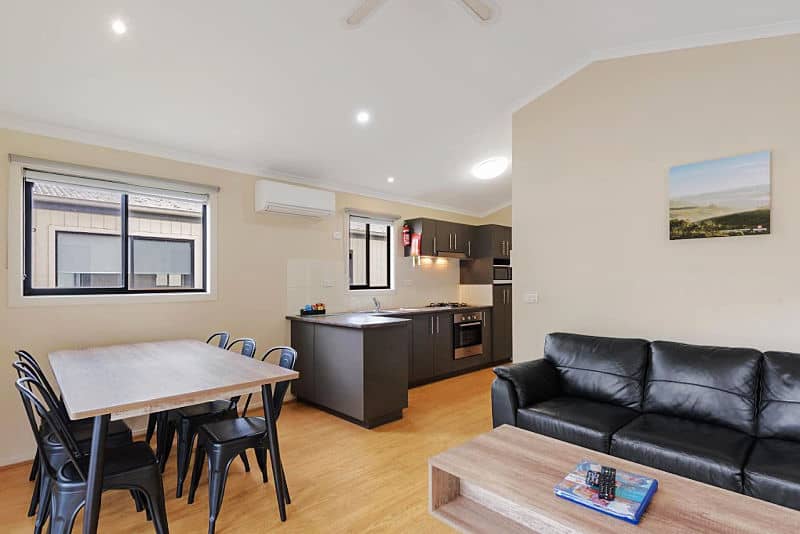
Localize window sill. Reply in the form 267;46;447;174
348;288;396;294
8;290;217;308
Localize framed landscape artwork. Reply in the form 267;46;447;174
669;151;771;240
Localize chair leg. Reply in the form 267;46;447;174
34;474;51;534
207;451;237;534
27;466;40;517
239;451;250;472
254;447;268;483
49;487;84;534
187;442;207;505
29;451;39;481
175;422;197;498
137;473;170;534
145;413;158;444
159;422;175;474
131;489;144;512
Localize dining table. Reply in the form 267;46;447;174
49;339;299;534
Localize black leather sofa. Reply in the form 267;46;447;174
491;332;800;510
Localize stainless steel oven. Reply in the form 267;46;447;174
453;311;484;359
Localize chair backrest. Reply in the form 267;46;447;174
206;332;230;349
15;375;85;483
14;351;69;421
241;346;298;420
226;338;257;358
225;338;257;407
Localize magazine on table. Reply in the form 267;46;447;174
554;460;658;524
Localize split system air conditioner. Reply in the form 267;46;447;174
254;179;335;218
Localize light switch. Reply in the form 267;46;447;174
524;292;539;304
322;279;335;288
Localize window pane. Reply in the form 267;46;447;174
349;219;367;286
130;238;194;289
29;182;123;289
128;194;204;290
369;225;389;287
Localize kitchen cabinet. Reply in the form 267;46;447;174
403;218;476;257
468;224;512;261
410;314;435;383
404;218;438;256
492;285;513;362
432;312;454;376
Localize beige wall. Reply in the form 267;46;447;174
0;127;508;465
512;34;800;362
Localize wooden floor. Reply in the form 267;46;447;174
0;368;496;533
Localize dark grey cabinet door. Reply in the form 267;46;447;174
290;322;315;400
493;285;512;361
435;221;455;252
411;314;435;382
433;312;454;375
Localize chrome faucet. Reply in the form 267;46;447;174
372;297;381;312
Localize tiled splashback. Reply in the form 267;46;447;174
286;256;462;315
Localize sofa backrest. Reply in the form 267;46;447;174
644;341;761;435
544;333;649;410
758;351;800;440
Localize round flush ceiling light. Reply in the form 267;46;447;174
387;176;395;183
471;157;509;180
111;18;127;35
355;110;371;125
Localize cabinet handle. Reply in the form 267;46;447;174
433;236;437;254
454;233;457;249
436;316;440;334
468;240;471;257
449;233;452;250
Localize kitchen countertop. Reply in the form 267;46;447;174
286;305;493;329
285;313;411;329
371;305;492;315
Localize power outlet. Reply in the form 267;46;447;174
524;292;539;304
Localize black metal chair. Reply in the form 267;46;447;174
14;352;133;531
187;347;297;534
145;332;231;446
161;337;257;498
15;374;169;534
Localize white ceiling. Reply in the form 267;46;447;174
1;1;799;216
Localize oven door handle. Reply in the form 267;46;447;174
456;321;482;327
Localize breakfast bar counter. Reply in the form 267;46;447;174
287;313;410;428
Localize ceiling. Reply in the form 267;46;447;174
1;1;799;216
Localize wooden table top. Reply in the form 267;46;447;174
49;339;299;421
429;425;800;533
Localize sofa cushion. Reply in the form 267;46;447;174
758;351;800;440
610;414;753;492
517;397;639;453
644;341;761;434
544;333;649;410
743;438;800;511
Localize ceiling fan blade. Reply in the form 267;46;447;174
346;0;388;26
460;0;493;22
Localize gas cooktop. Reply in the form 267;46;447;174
427;302;471;308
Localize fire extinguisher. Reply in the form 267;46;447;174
402;223;411;247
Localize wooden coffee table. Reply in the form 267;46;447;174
429;425;800;533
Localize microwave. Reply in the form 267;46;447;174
493;265;512;284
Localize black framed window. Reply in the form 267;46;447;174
348;215;392;290
23;173;208;296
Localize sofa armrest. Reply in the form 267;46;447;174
491;377;519;427
493;359;560;408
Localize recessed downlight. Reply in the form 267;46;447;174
111;18;127;35
471;157;509;180
387;176;395;183
356;110;371;125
